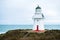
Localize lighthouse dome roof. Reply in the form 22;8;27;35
36;6;41;9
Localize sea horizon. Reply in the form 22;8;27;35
0;24;60;34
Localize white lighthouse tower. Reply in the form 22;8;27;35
33;6;45;32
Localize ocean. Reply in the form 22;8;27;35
0;25;60;34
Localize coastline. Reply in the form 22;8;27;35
0;32;6;34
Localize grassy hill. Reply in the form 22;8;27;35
0;29;60;40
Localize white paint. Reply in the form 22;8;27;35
32;6;44;30
33;19;44;30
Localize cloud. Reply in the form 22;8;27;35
0;0;60;24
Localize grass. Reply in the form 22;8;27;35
0;29;60;40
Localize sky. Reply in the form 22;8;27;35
0;0;60;25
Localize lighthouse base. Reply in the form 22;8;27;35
34;30;45;33
27;30;45;33
33;25;45;32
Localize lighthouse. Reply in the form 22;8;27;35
33;6;45;32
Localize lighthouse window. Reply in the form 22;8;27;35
36;9;40;12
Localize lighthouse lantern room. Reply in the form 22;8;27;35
33;6;44;32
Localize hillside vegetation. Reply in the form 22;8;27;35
0;29;60;40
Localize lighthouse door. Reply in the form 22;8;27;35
36;25;39;31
